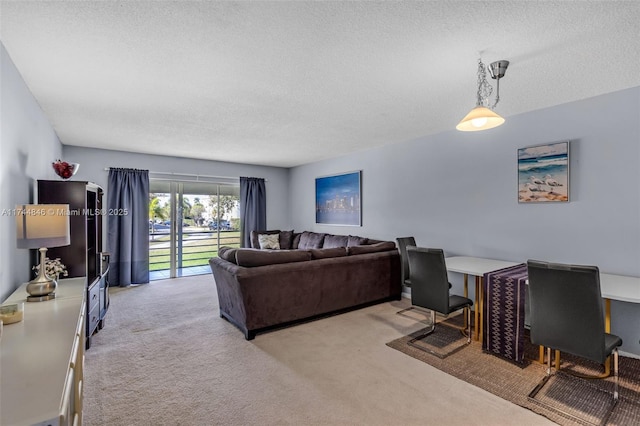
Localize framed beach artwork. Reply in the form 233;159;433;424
518;141;569;203
315;171;362;226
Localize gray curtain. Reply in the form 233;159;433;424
240;177;266;248
107;168;149;286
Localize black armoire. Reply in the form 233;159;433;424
38;180;110;349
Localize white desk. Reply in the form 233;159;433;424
445;257;640;343
445;256;522;340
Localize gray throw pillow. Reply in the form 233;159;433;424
291;233;302;249
347;235;368;246
323;234;349;248
218;246;238;264
298;231;326;249
279;230;294;250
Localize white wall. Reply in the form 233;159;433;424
0;43;63;301
289;87;640;356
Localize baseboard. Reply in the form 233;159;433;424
621;350;640;360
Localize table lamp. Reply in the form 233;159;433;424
16;204;71;302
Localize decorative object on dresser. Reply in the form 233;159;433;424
15;204;71;301
38;180;109;349
32;257;69;281
52;159;79;179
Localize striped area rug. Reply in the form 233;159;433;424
386;315;640;426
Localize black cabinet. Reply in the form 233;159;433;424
37;180;109;349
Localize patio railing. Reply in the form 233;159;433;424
149;229;240;272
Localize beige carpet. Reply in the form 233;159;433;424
83;275;557;425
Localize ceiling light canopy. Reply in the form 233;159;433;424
456;59;509;132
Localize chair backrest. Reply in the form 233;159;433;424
396;237;416;285
527;260;607;364
407;247;450;314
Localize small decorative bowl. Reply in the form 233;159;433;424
0;302;24;325
52;160;79;180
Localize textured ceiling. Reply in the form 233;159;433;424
1;1;639;168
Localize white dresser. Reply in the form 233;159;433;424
0;277;86;426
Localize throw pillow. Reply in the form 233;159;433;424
250;230;280;248
258;233;280;250
323;234;349;248
279;230;294;250
347;235;368;246
291;232;302;249
218;246;238;264
298;231;326;249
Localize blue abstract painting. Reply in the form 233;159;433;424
315;171;361;225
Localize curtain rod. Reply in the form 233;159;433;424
103;168;267;182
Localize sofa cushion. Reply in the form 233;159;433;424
235;249;312;267
347;235;368;247
250;230;280;249
291;232;302;249
279;230;294;250
298;231;326;249
310;247;348;260
348;241;396;255
258;233;280;249
323;234;349;248
218;246;238;264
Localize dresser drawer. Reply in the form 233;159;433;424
87;280;100;312
87;303;100;337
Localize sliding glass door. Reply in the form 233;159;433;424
149;180;240;280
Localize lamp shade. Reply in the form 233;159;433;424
16;204;71;249
456;106;505;132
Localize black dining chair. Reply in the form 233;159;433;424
527;260;623;421
396;237;416;288
406;247;472;358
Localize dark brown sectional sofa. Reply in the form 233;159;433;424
209;231;402;339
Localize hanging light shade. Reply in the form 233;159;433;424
456;106;505;131
456;59;509;132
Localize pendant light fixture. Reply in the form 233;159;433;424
456;59;509;132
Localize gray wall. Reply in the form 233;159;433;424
289;87;640;356
62;145;290;232
0;43;63;301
